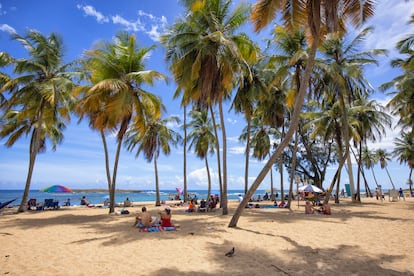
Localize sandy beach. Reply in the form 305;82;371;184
1;197;413;275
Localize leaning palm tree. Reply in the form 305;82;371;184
186;109;218;199
392;132;414;195
125;116;182;206
0;30;76;212
76;31;166;213
161;0;257;215
230;0;377;227
376;148;396;190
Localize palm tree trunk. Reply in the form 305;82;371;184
18;133;39;212
154;155;161;206
19;104;45;212
183;105;188;202
244;118;251;193
385;167;396;189
109;136;124;213
371;167;379;187
409;168;413;196
218;100;228;215
270;166;274;201
287;129;298;208
209;105;223;206
229;36;319;228
205;156;212;200
100;130;112;194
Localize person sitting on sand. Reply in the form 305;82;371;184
135;206;152;228
186;199;196;213
124;197;132;207
159;206;174;227
198;198;207;212
320;203;331;215
305;201;315;214
80;196;90;206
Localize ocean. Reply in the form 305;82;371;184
0;189;284;207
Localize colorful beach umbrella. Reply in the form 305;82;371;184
298;184;323;193
40;185;73;193
176;187;183;195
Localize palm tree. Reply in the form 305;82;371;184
0;30;76;212
381;15;414;135
186;109;218;199
161;0;257;215
231;60;268;193
392;132;414;195
230;0;376;227
350;97;391;199
125;116;182;206
361;146;380;188
376;148;396;190
76;31;166;213
316;27;387;203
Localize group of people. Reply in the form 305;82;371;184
134;206;175;229
305;201;331;215
186;194;219;212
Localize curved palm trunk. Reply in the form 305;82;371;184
154;155;161;206
100;130;112;194
205;156;212;200
183;105;188;202
371;167;379;187
229;37;319;227
244;118;252;193
19;133;39;212
409;168;413;196
109;136;124;213
218;100;228;215
19;104;45;212
209;105;223;206
385;167;396;189
287;129;298;208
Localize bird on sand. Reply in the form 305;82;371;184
225;247;235;257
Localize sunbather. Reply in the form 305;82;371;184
159;206;174;227
135;206;152;228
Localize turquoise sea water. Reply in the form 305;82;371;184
0;189;284;207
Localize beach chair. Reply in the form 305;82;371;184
44;199;59;209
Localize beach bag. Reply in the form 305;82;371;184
121;209;130;215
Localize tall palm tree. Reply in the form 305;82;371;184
76;31;166;213
230;0;376;227
350;97;391;199
392;132;414;195
231;60;268;193
0;30;76;212
186;109;218;199
161;0;257;215
381;15;414;135
125;116;182;206
316;27;387;203
376;148;396;190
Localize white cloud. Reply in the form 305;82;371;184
0;23;16;34
111;15;144;32
77;4;109;23
363;1;414;58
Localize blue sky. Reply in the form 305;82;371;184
0;0;414;192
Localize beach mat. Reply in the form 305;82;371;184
139;226;176;232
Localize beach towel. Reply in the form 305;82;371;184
139;226;176;232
